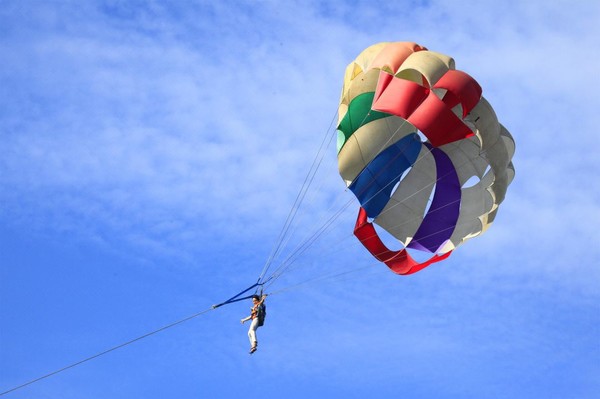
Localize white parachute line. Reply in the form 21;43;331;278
264;210;485;296
259;101;387;283
264;196;355;289
263;197;351;289
262;115;427;287
261;100;496;289
272;188;353;271
260;170;363;287
264;200;482;292
263;125;410;284
263;145;494;289
260;104;390;285
266;262;385;297
267;137;342;270
257;111;338;283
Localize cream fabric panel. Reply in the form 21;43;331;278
374;145;435;246
337;116;417;184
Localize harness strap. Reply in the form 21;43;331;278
212;282;261;309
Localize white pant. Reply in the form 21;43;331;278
247;318;259;346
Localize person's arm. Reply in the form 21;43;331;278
241;315;252;324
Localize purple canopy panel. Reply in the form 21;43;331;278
407;144;461;253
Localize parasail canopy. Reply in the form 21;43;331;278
337;42;515;275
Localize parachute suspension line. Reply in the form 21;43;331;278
264;101;497;280
262;196;353;287
263;113;415;284
261;115;419;289
258;123;335;282
257;110;339;284
267;129;479;286
261;110;477;288
263;103;401;285
258;126;475;290
266;262;383;297
261;170;366;287
268;200;464;280
263;197;355;290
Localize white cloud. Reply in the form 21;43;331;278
0;0;597;272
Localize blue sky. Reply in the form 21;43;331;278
1;1;599;398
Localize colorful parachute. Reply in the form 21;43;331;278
337;42;515;275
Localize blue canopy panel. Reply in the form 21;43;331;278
349;133;421;218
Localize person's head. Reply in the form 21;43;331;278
251;295;260;303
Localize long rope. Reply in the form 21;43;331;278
0;307;214;396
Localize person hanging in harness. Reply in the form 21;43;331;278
240;294;267;354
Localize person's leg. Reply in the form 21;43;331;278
248;318;259;349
